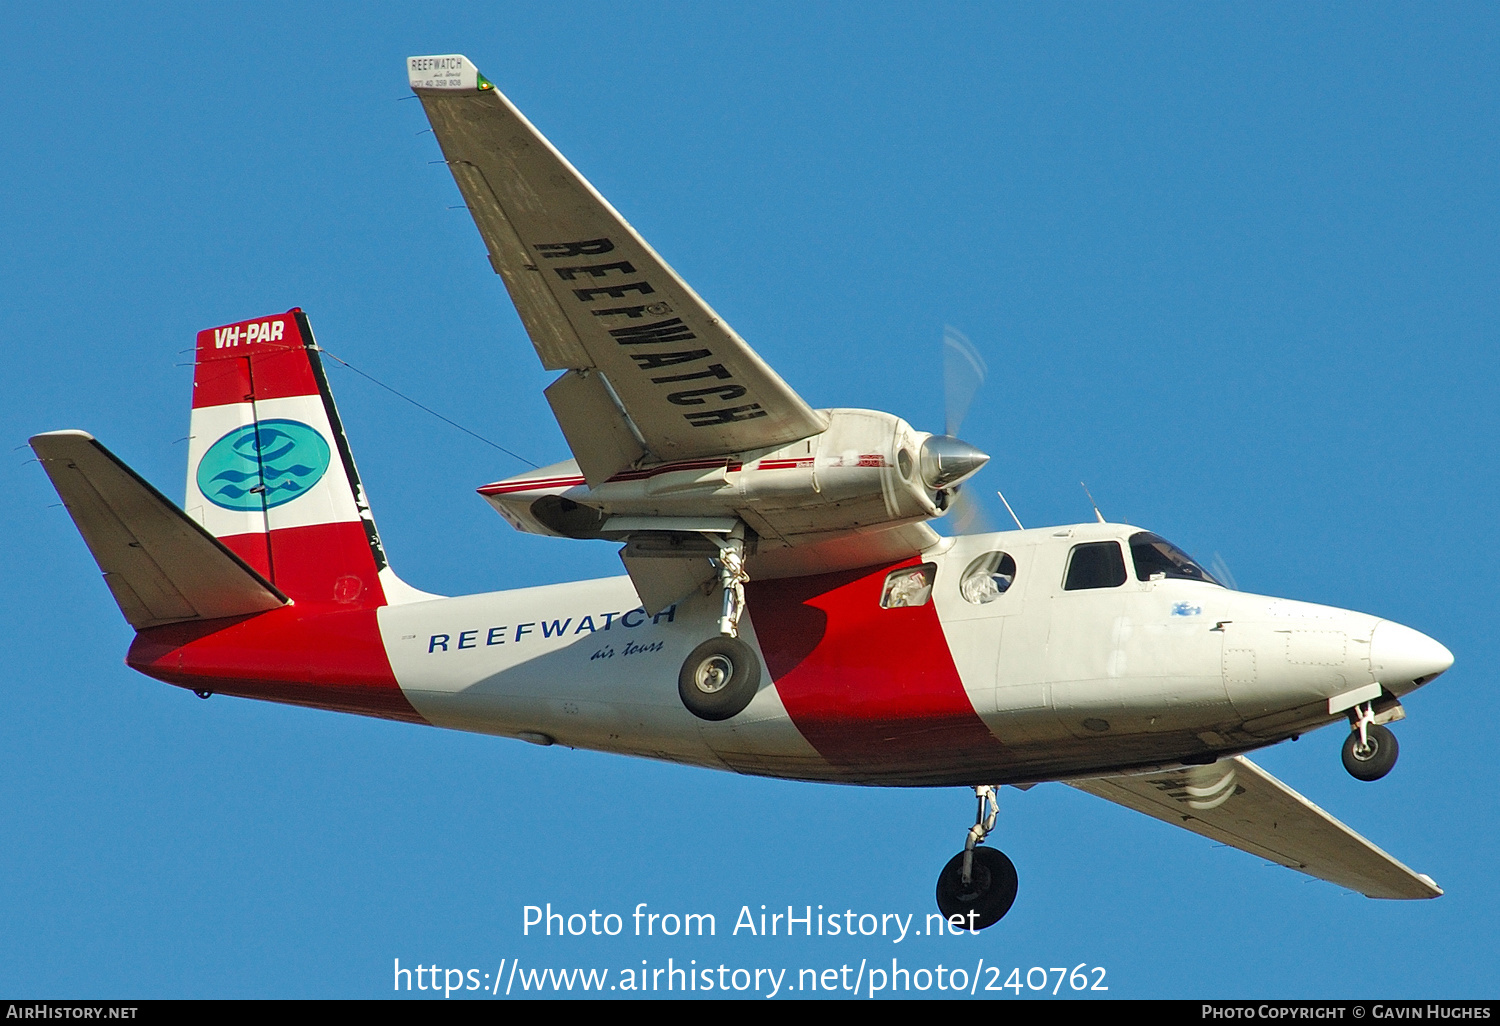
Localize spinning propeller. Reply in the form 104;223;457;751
930;326;992;532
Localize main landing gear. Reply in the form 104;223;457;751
1342;699;1399;781
678;636;761;721
935;785;1018;931
677;523;764;722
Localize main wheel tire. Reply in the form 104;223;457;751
678;637;761;721
935;846;1018;931
1342;723;1399;781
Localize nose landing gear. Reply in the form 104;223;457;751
1342;701;1399;781
935;785;1018;931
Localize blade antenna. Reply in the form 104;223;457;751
1080;481;1105;523
996;489;1024;531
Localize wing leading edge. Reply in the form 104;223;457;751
408;55;828;485
1068;756;1441;900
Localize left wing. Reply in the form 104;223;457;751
1067;756;1441;899
408;55;828;484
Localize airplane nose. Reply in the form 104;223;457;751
1370;620;1454;690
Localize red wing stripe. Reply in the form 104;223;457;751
481;454;887;493
607;459;742;482
478;476;588;495
479;458;755;495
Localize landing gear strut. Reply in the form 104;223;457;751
935;785;1018;931
1343;700;1399;781
707;525;749;638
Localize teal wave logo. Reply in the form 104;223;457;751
197;419;331;512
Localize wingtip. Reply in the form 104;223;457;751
407;54;492;92
1365;873;1444;899
29;429;96;451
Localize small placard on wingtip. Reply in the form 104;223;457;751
407;54;492;92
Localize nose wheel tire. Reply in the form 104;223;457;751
1342;723;1398;781
935;846;1018;930
678;637;761;721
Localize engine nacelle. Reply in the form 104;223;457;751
478;409;987;551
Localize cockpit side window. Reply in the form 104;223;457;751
1129;532;1220;585
1063;541;1127;591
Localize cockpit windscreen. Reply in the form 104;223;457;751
1129;532;1221;585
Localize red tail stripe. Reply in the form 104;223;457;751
192;310;319;408
216;522;386;607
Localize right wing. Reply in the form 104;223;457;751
1067;755;1441;900
409;55;828;484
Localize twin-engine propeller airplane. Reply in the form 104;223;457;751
31;55;1454;929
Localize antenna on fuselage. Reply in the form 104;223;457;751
1080;481;1105;523
996;489;1024;531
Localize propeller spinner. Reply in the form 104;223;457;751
920;434;989;490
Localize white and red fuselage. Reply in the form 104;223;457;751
122;311;1451;789
130;518;1441;787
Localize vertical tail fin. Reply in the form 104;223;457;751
186;310;422;607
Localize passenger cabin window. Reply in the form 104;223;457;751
881;563;936;608
1063;542;1127;590
1129;532;1220;585
960;551;1017;604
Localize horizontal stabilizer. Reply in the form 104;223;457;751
31;431;288;629
1068;755;1441;900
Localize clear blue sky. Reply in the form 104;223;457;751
3;2;1497;999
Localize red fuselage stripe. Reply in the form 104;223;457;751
128;603;426;725
130;520;423;723
747;559;1004;776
